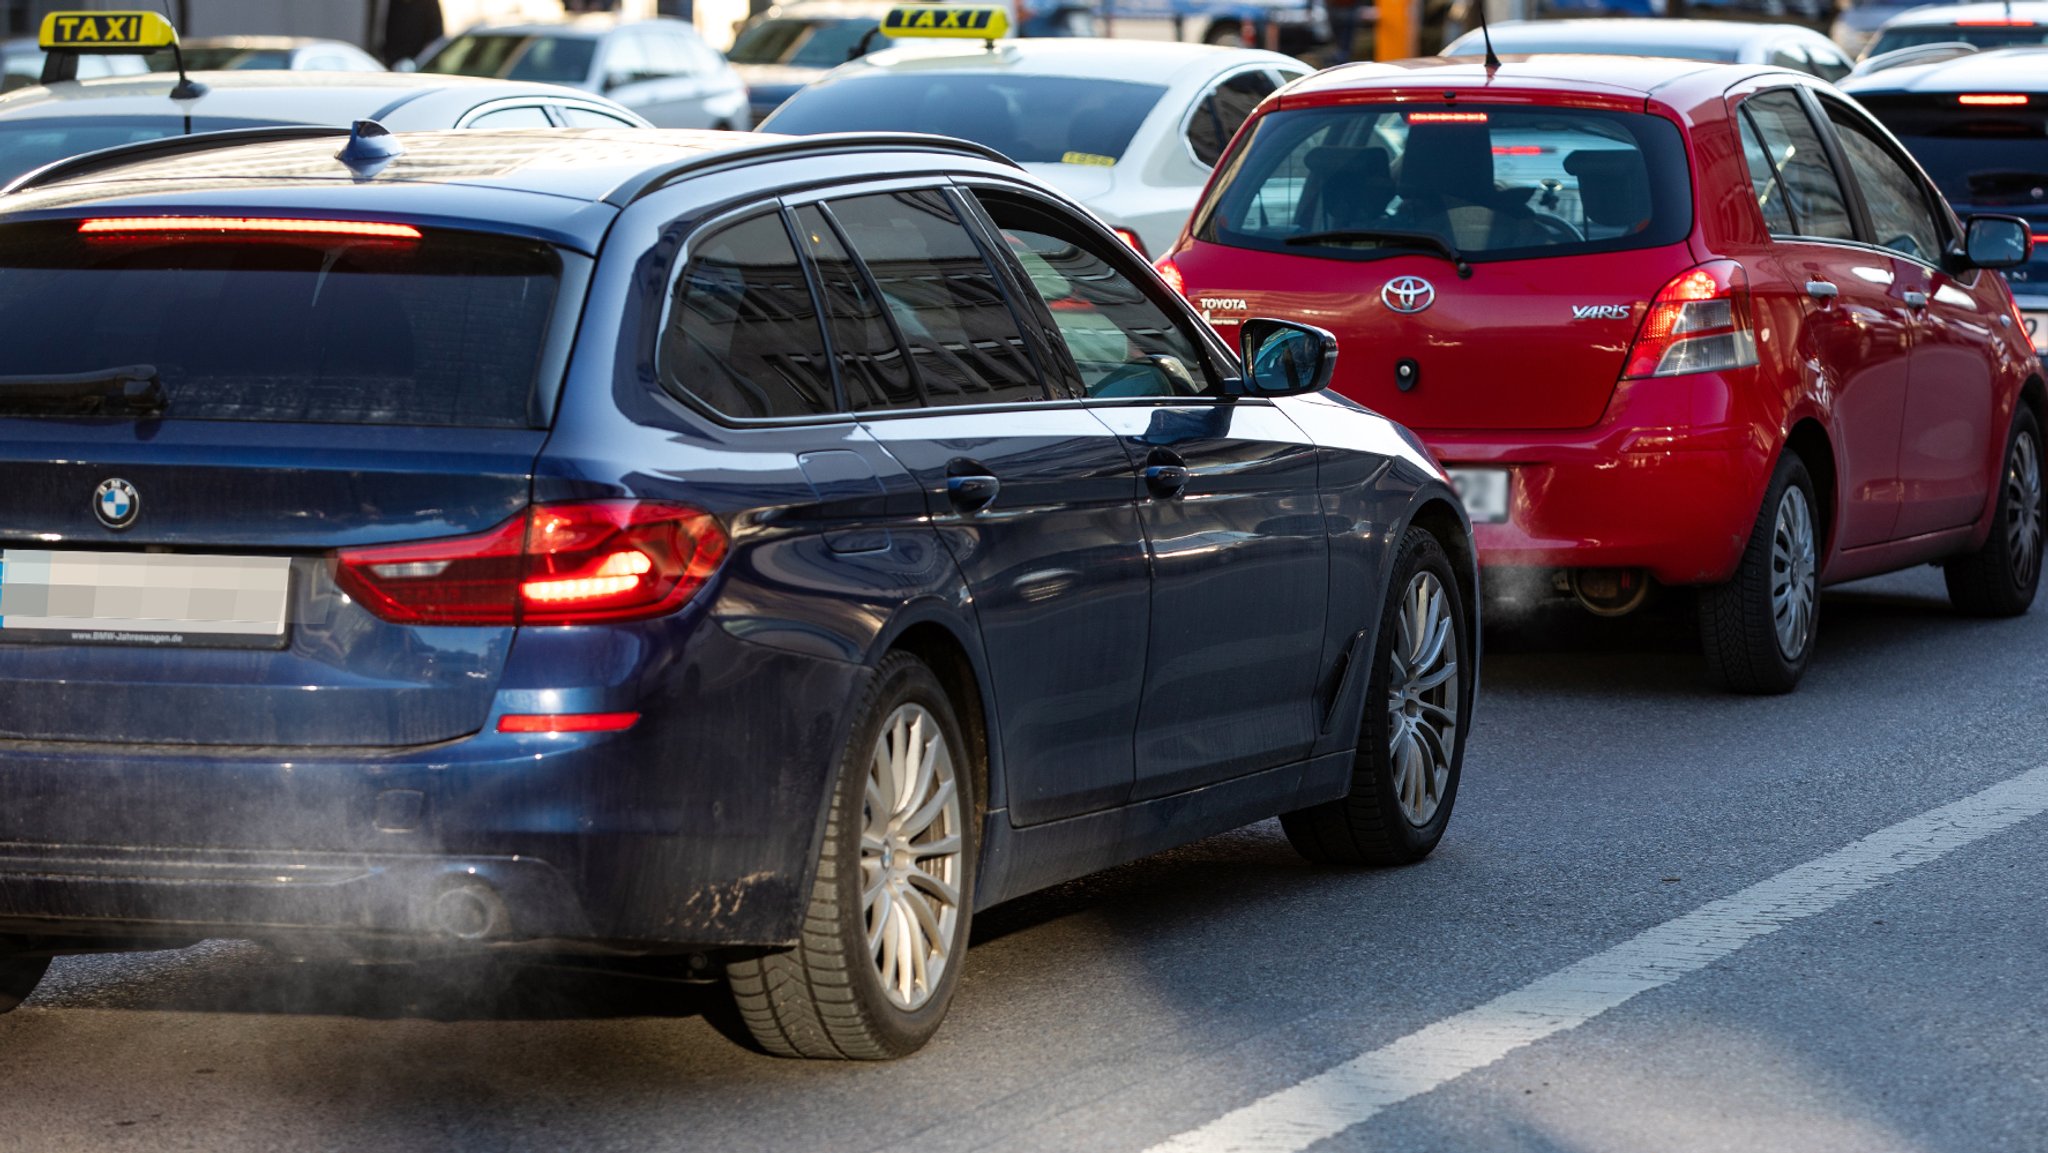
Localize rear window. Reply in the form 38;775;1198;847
1194;103;1693;264
763;73;1167;165
1856;93;2048;209
1869;26;2048;55
421;34;597;83
0;222;562;429
0;116;285;183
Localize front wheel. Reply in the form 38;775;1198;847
1944;407;2045;618
1699;452;1819;694
1283;527;1471;866
726;652;974;1059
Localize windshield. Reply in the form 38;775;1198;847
0;116;286;183
1858;94;2048;209
155;47;295;70
1870;26;2048;54
421;34;597;83
0;223;562;428
729;18;888;67
1194;103;1694;263
764;73;1167;164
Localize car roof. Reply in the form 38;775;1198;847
1444;18;1805;53
1283;54;1750;104
448;15;692;40
1841;44;2048;91
1878;0;2048;25
756;0;898;17
177;36;345;51
840;38;1301;83
0;70;585;123
0;128;1020;253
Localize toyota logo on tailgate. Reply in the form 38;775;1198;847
1382;276;1436;314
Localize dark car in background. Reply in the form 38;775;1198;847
1441;18;1853;79
0;124;1476;1058
1845;47;2048;354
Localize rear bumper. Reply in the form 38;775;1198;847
0;622;866;954
1422;376;1773;587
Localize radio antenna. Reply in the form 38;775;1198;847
1476;0;1501;71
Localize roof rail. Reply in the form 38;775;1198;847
1849;40;1979;79
3;125;350;196
601;131;1021;207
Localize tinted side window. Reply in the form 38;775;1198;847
1826;105;1946;262
660;212;838;420
1187;70;1278;168
793;204;919;412
1738;109;1798;236
975;191;1210;399
1741;90;1855;242
826;190;1043;407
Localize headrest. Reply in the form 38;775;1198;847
1564;148;1651;229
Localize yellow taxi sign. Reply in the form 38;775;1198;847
38;10;178;53
880;5;1010;41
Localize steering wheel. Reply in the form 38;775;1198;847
1526;213;1585;244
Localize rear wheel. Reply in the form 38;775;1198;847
1700;452;1818;694
0;949;50;1015
726;653;974;1059
1283;528;1471;866
1944;407;2045;618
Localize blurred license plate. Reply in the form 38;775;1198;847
2026;312;2045;351
0;550;290;649
1449;468;1509;524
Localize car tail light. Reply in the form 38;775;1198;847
79;216;422;241
1958;93;2030;106
1155;253;1187;298
1956;17;2034;24
1408;111;1488;124
1622;261;1758;379
334;501;727;626
498;712;640;734
1113;226;1149;259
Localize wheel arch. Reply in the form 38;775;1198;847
1404;495;1479;634
883;618;995;831
1783;417;1838;555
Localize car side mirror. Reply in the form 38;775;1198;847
1962;215;2032;270
603;70;634;92
1237;318;1337;397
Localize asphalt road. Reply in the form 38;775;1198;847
4;565;2046;1153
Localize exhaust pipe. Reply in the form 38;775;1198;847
1569;567;1650;618
430;882;508;941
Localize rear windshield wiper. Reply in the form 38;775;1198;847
1284;229;1473;278
0;366;167;416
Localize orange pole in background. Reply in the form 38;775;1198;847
1374;0;1415;60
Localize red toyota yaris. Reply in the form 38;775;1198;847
1160;56;2043;691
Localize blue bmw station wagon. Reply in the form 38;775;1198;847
0;124;1476;1057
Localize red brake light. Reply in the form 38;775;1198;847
334;501;727;626
1113;226;1149;259
1408;111;1488;123
79;216;422;241
498;712;641;734
1155;253;1187;298
1955;17;2034;24
1958;93;2030;106
1622;261;1758;379
1492;145;1547;155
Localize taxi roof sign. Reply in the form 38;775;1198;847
38;10;179;53
880;5;1011;41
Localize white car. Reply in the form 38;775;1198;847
760;35;1307;257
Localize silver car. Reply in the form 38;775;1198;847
418;16;751;130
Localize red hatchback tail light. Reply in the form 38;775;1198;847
334;501;727;626
1623;261;1759;379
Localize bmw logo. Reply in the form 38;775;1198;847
1382;275;1437;315
93;478;139;530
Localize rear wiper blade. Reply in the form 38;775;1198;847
1284;229;1473;278
0;365;166;416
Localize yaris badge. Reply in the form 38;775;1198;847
94;478;139;529
1383;276;1436;314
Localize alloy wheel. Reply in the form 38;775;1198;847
861;703;963;1011
1387;571;1460;827
2006;430;2044;591
1771;484;1818;661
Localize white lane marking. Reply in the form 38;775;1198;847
1147;762;2048;1153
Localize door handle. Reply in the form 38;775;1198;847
1143;449;1189;499
945;458;1000;513
1805;280;1839;300
1903;290;1930;310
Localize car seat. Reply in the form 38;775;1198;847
1563;148;1652;239
1299;145;1395;232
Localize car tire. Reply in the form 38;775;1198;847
1282;527;1471;866
726;652;975;1059
1699;451;1819;694
0;951;50;1015
1944;407;2045;618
